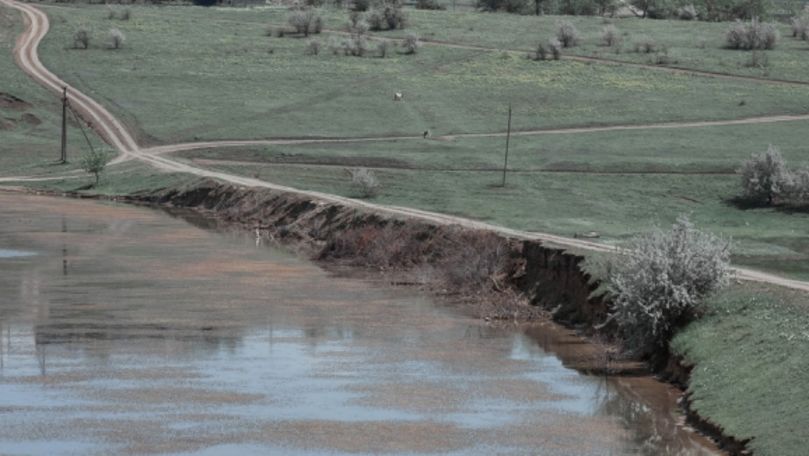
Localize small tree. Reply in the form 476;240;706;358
376;40;389;58
402;33;420;55
288;9;322;37
740;145;791;205
73;28;90;49
725;19;779;50
605;216;731;356
80;148;112;187
548;37;562;60
347;167;380;198
305;40;321;55
108;28;125;50
556;20;580;48
601;24;622;47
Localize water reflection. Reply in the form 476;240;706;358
0;194;718;455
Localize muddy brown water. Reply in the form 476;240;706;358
0;193;719;455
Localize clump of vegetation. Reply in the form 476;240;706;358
402;33;420;55
347;167;380;197
73;28;90;50
600;24;622;48
476;0;528;13
108;28;125;50
603;216;731;356
305;40;321;55
790;6;809;40
106;7;131;21
288;8;322;37
367;1;407;31
725;18;778;50
376;40;389;58
548;37;562;59
677;4;697;20
633;37;657;53
556;20;580;48
416;0;445;10
738;145;809;206
80;147;112;186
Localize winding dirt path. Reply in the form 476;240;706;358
3;0;809;293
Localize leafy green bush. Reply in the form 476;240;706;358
605;216;731;356
725;19;779;50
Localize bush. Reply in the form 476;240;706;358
633;37;657;53
556;20;580;48
477;0;528;13
376;40;389;58
548;37;562;60
119;8;131;21
402;32;420;55
677;3;697;19
305;40;321;55
80;148;113;186
601;25;622;47
530;42;548;61
368;2;407;31
347;167;380;197
791;7;809;40
416;0;445;9
288;9;322;37
108;28;125;50
352;0;371;11
440;231;509;293
739;145;792;205
725;19;779;50
605;216;731;356
73;28;90;49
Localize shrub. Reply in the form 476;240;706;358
677;4;697;19
73;28;90;49
548;37;562;60
119;8;131;21
556;20;579;48
347;167;380;197
108;28;125;50
352;0;371;11
80;148;113;186
788;167;809;204
376;40;389;58
477;0;528;13
440;231;510;293
416;0;445;9
725;19;779;50
367;2;407;31
530;42;548;61
288;9;322;37
633;37;657;53
791;8;809;39
402;32;420;55
305;40;321;55
739;145;792;205
601;25;622;47
605;216;731;356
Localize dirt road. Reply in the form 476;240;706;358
3;0;809;293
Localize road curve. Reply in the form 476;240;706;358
3;0;809;293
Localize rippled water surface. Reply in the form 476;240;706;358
0;193;718;455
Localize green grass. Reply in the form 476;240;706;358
671;283;809;456
176;118;809;280
38;4;809;146
0;6;106;177
349;9;809;83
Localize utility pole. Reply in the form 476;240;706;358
501;103;512;187
60;86;67;164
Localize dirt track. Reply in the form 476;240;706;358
3;0;809;293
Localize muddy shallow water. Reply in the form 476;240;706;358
0;193;718;455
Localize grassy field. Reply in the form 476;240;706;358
37;4;809;146
0;7;106;177
176;116;809;280
672;283;809;456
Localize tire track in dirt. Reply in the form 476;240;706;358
4;0;809;293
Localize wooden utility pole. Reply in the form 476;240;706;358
501;103;512;187
60;86;67;164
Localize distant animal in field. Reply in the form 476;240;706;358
423;130;430;139
393;92;403;101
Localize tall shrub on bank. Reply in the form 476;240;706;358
604;216;731;356
556;20;580;48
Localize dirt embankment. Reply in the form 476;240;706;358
129;179;745;455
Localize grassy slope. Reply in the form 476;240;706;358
671;284;809;456
178;117;809;280
38;5;809;146
352;9;809;83
0;6;107;177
